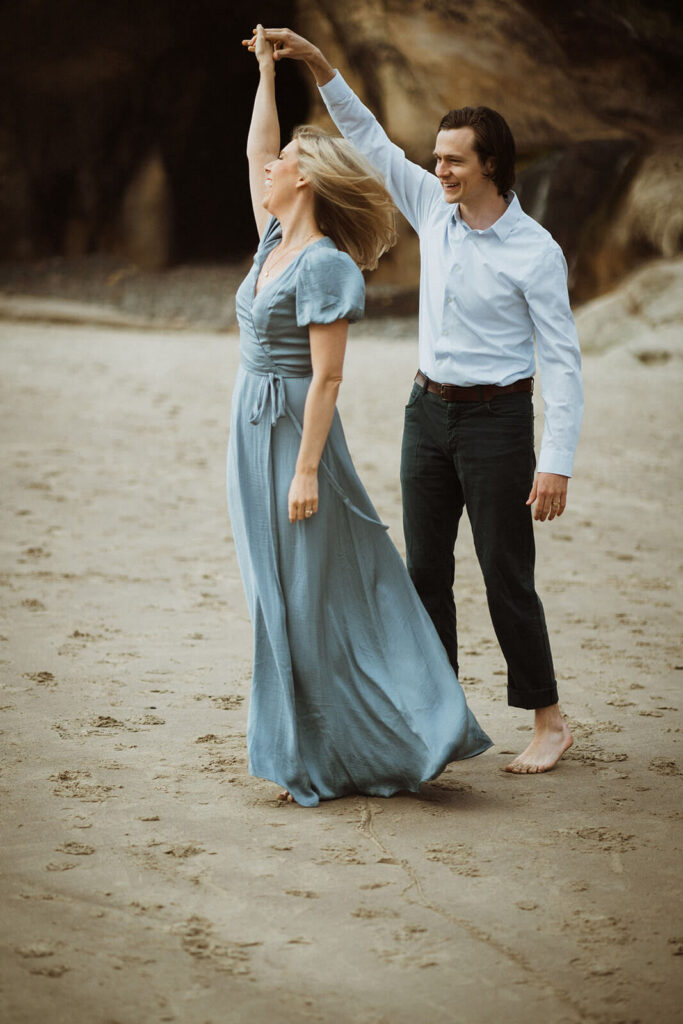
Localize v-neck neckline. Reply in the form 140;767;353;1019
253;236;328;299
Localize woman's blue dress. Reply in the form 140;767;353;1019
227;217;492;806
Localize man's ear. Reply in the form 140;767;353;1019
483;156;496;178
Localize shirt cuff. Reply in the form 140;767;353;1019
318;70;348;102
538;447;574;478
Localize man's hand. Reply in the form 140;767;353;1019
242;27;335;85
526;473;568;522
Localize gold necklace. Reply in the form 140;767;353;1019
263;232;319;278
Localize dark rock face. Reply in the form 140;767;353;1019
1;0;681;299
298;0;683;298
516;138;641;299
0;0;308;263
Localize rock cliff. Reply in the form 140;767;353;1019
298;0;683;299
1;0;681;300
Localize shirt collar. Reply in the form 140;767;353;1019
453;191;521;240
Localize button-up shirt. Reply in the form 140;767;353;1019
320;72;583;477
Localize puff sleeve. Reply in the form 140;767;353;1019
295;247;365;327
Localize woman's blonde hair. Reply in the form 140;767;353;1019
293;125;398;271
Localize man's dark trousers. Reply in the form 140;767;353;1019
400;378;559;710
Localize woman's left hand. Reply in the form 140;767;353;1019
288;471;319;523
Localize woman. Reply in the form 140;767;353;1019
228;26;491;806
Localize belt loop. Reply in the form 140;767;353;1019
421;372;430;394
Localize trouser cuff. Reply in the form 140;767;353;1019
507;682;559;710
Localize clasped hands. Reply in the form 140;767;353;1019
242;26;335;84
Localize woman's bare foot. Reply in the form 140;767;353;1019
277;789;295;802
504;703;573;773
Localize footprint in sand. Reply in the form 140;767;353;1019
50;769;118;802
21;546;51;560
351;906;399;920
27;964;70;977
163;844;206;859
648;757;681;776
66;815;92;830
199;754;242;775
212;695;244;710
23;671;56;688
173;916;260;974
15;944;56;960
193;690;247;710
57;629;104;656
425;843;485;876
313;845;366;865
566;745;628;766
55;841;95;856
555;826;637;853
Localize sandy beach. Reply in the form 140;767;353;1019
1;263;682;1023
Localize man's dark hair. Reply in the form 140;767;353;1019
438;107;516;195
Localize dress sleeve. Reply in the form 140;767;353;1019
295;247;365;326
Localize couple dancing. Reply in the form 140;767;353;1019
227;26;583;806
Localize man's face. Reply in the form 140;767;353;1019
433;127;495;206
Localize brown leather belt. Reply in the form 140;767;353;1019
414;369;534;403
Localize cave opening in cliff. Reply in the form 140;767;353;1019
0;0;310;265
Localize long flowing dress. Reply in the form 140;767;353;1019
227;216;492;806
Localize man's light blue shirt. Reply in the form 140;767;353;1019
319;71;583;477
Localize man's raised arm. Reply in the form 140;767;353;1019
244;27;441;231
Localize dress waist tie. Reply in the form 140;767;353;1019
249;372;286;427
246;367;387;531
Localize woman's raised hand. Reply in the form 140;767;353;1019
242;23;274;69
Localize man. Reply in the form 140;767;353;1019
246;27;583;774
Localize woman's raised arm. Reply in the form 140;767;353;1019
244;25;280;237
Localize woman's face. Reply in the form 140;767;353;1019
263;140;304;212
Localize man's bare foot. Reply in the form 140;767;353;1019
504;703;573;773
277;789;295;802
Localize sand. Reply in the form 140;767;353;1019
1;264;682;1023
